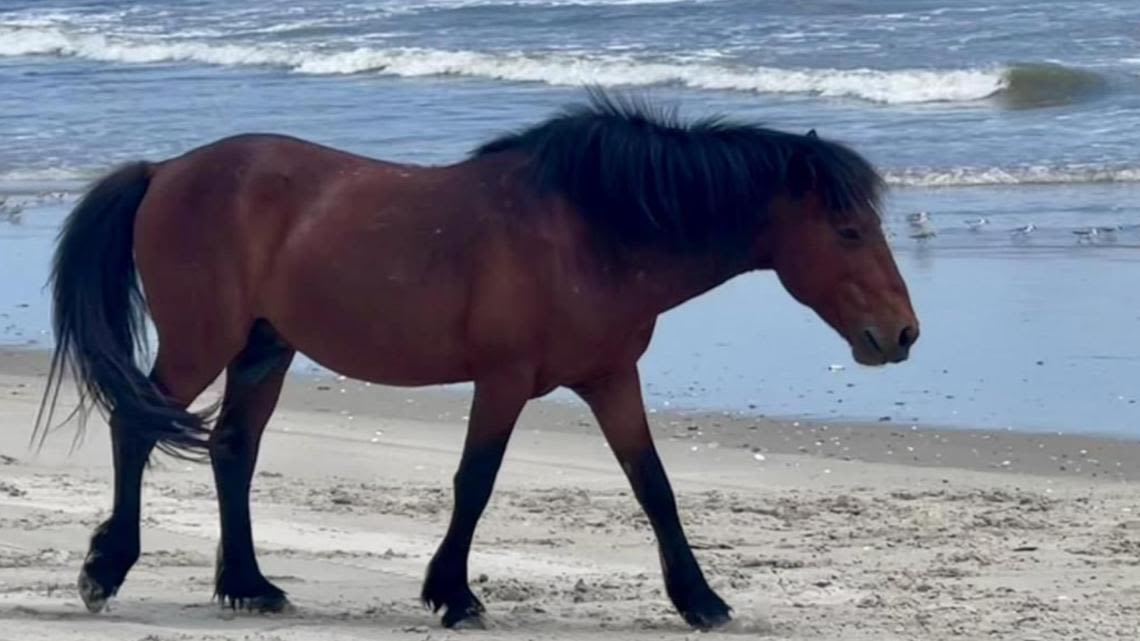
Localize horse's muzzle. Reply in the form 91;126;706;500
852;324;918;366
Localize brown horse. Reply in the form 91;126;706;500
36;93;918;630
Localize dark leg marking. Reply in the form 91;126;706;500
78;413;156;612
625;446;731;630
422;440;509;628
421;376;528;628
211;320;295;612
576;368;731;630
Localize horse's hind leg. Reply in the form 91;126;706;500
211;320;294;612
79;362;227;612
77;409;156;612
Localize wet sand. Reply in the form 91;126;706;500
1;347;1139;641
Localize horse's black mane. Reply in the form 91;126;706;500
474;91;884;251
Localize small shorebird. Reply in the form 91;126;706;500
965;217;989;231
906;212;936;240
1011;223;1037;237
1073;225;1121;244
907;211;931;227
905;210;936;239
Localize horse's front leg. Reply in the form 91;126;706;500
422;370;530;629
575;367;732;631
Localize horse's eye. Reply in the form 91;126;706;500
838;227;862;242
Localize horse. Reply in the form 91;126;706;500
36;92;918;630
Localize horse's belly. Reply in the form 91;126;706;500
300;337;470;386
281;315;471;386
265;275;473;386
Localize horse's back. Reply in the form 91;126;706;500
134;134;542;386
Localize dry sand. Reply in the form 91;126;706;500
0;348;1137;640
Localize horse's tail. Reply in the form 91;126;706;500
34;162;211;459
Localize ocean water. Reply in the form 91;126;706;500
1;0;1139;436
2;0;1139;190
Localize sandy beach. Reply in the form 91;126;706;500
0;348;1137;641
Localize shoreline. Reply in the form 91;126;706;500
3;345;1138;483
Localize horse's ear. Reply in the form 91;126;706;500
806;128;818;139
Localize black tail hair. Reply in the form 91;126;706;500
33;162;211;459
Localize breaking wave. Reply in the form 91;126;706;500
0;25;1071;105
994;62;1108;108
885;165;1140;188
0;167;97;194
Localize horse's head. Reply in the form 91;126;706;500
763;193;918;366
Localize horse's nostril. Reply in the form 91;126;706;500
899;325;918;348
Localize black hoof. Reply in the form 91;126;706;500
218;591;293;614
77;565;114;613
680;591;733;631
422;573;486;629
78;547;136;613
423;590;486;629
441;601;487;629
216;570;291;613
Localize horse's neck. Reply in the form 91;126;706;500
618;247;758;317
